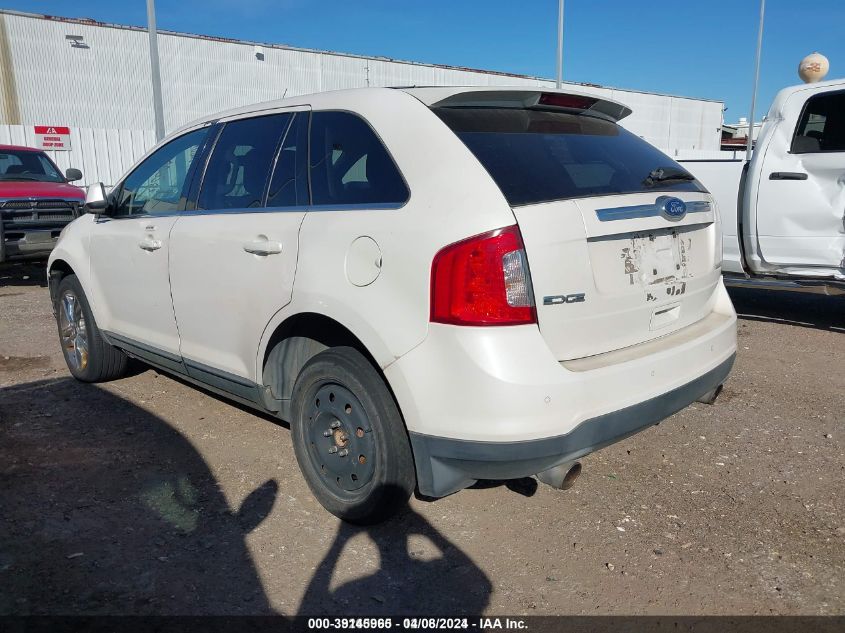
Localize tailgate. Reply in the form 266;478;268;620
514;192;721;361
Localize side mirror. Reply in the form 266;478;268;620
84;182;109;213
65;167;83;182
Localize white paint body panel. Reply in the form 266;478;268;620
168;210;306;380
50;86;737;451
255;89;518;376
387;284;736;442
676;159;745;275
514;192;721;361
87;215;181;355
754;85;845;272
680;79;845;281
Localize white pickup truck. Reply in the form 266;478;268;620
680;79;845;295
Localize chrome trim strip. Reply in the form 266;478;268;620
304;202;406;212
185;202;405;215
178;202;405;218
109;202;406;220
596;200;710;222
686;201;711;213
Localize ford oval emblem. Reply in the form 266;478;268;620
658;196;687;220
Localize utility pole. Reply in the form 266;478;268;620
146;0;166;141
746;0;765;161
556;0;564;88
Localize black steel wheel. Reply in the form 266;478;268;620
290;346;415;524
304;383;378;493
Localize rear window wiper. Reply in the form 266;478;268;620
643;167;696;187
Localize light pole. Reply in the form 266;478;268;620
556;0;564;88
746;0;765;161
147;0;165;141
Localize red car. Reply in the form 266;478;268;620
0;144;85;263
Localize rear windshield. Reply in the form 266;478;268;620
435;107;706;206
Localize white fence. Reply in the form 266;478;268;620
0;124;155;188
1;123;745;193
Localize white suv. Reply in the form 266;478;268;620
48;87;737;523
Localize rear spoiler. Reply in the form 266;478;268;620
401;87;633;122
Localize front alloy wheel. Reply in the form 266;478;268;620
58;290;89;372
54;274;128;383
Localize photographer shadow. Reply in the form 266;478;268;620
1;377;492;617
0;377;278;615
298;489;492;616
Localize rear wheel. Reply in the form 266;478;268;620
55;275;128;382
290;346;415;524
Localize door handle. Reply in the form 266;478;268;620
769;171;808;180
138;237;163;251
243;239;283;255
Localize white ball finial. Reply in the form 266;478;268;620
798;52;829;83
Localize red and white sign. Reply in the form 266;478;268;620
34;126;71;151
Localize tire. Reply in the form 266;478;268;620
55;274;128;382
290;346;416;524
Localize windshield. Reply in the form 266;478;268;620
435;107;707;206
0;149;65;183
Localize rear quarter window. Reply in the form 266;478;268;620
309;111;409;207
435;107;706;206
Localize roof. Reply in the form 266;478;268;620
169;85;633;142
0;144;41;153
770;77;845;113
777;77;845;95
774;78;845;105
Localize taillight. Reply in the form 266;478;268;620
430;225;536;326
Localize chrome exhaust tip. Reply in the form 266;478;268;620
536;461;582;490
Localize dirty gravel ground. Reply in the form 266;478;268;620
1;260;843;616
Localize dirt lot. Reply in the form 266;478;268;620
1;260;843;616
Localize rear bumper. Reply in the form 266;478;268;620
386;281;737;497
409;354;734;497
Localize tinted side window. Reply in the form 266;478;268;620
792;91;845;153
198;114;292;210
114;127;208;216
309;112;408;206
267;112;309;208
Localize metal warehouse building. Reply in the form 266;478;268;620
0;10;724;183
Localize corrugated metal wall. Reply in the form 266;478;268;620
0;10;723;152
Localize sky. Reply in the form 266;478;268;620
8;0;845;122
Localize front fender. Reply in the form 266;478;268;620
47;215;95;317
